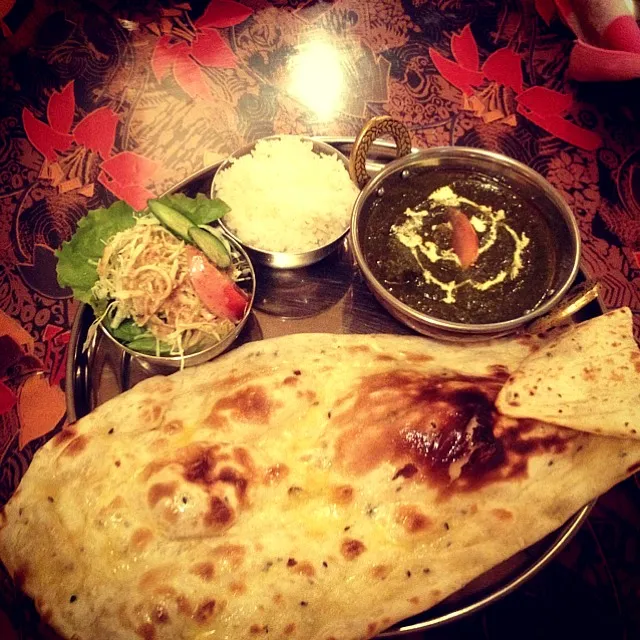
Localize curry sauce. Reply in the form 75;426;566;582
363;171;557;324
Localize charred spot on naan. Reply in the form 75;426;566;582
130;528;154;551
249;623;269;634
136;621;156;640
217;466;249;500
346;344;371;354
145;444;254;499
263;464;289;484
140;444;255;533
334;369;577;494
332;484;355;504
632;351;640;373
131;579;221;637
147;482;178;508
139;565;176;592
204;496;234;528
53;426;78;447
135;376;175;396
60;434;89;457
395;505;432;533
210;385;281;425
405;353;434;363
139;403;166;429
152;603;170;624
162;420;184;434
340;538;366;560
488;364;510;380
212;543;246;569
191;561;215;581
287;559;316;577
371;564;392;580
194;599;217;624
97;495;127;523
229;580;247;594
392;463;418;480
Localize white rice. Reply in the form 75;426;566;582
215;137;359;254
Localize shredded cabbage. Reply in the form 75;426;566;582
92;215;236;358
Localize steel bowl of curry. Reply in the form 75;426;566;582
348;118;581;341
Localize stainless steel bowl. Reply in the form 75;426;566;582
99;232;256;369
348;119;581;341
211;136;354;269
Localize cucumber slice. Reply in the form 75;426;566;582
188;227;230;268
148;200;194;241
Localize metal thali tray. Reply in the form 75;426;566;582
66;138;602;636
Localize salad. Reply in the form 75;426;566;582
56;193;251;359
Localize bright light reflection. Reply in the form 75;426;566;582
288;39;344;120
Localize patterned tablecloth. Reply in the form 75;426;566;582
1;1;639;638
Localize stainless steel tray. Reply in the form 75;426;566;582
66;138;599;635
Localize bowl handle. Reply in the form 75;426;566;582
526;280;601;334
349;116;412;189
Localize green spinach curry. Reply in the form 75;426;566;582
363;171;557;324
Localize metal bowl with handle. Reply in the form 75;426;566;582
348;116;589;341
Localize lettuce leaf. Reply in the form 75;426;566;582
106;319;147;343
157;193;230;226
126;336;172;355
55;201;136;304
103;318;172;355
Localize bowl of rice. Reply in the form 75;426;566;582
211;136;359;268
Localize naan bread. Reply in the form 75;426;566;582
1;326;640;640
496;307;640;439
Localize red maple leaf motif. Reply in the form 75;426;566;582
451;25;479;72
482;48;523;93
151;0;253;102
73;106;119;160
98;151;159;211
46;81;75;137
22;80;160;210
22;81;120;164
534;0;557;26
429;25;484;96
429;24;602;150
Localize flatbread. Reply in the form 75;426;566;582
496;307;640;439
1;326;640;640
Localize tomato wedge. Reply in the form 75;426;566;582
187;247;248;322
448;208;479;269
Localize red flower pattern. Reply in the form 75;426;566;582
23;81;117;163
0;315;66;450
429;25;484;96
22;81;158;210
429;25;602;150
98;152;159;212
151;0;253;102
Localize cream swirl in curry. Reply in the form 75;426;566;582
363;173;557;324
391;186;530;304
